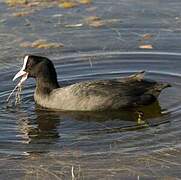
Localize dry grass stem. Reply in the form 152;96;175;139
6;84;22;105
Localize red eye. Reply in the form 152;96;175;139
26;58;34;69
27;61;32;67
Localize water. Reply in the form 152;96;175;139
0;0;181;179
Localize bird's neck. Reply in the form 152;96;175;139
35;76;60;96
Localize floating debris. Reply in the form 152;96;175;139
5;0;28;6
65;23;83;28
139;44;153;49
20;39;64;49
12;11;32;17
59;2;78;9
5;0;92;12
26;1;41;7
5;0;56;8
142;33;153;40
84;16;103;27
88;20;105;27
71;166;75;180
139;34;154;49
65;16;118;28
52;14;63;18
59;0;91;8
84;16;119;28
31;39;64;49
79;0;92;4
5;0;92;9
85;16;101;22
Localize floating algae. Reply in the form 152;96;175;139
6;82;23;106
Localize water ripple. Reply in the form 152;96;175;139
0;51;181;157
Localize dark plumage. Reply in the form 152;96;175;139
13;55;171;111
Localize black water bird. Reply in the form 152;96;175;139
13;55;171;111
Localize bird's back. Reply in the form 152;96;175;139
48;79;166;111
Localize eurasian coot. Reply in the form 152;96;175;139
13;55;171;111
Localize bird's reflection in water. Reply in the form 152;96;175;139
17;100;169;143
53;101;169;134
16;108;61;144
31;109;60;139
59;101;163;122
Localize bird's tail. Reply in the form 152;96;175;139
127;70;145;81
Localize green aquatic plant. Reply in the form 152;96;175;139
136;111;149;127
